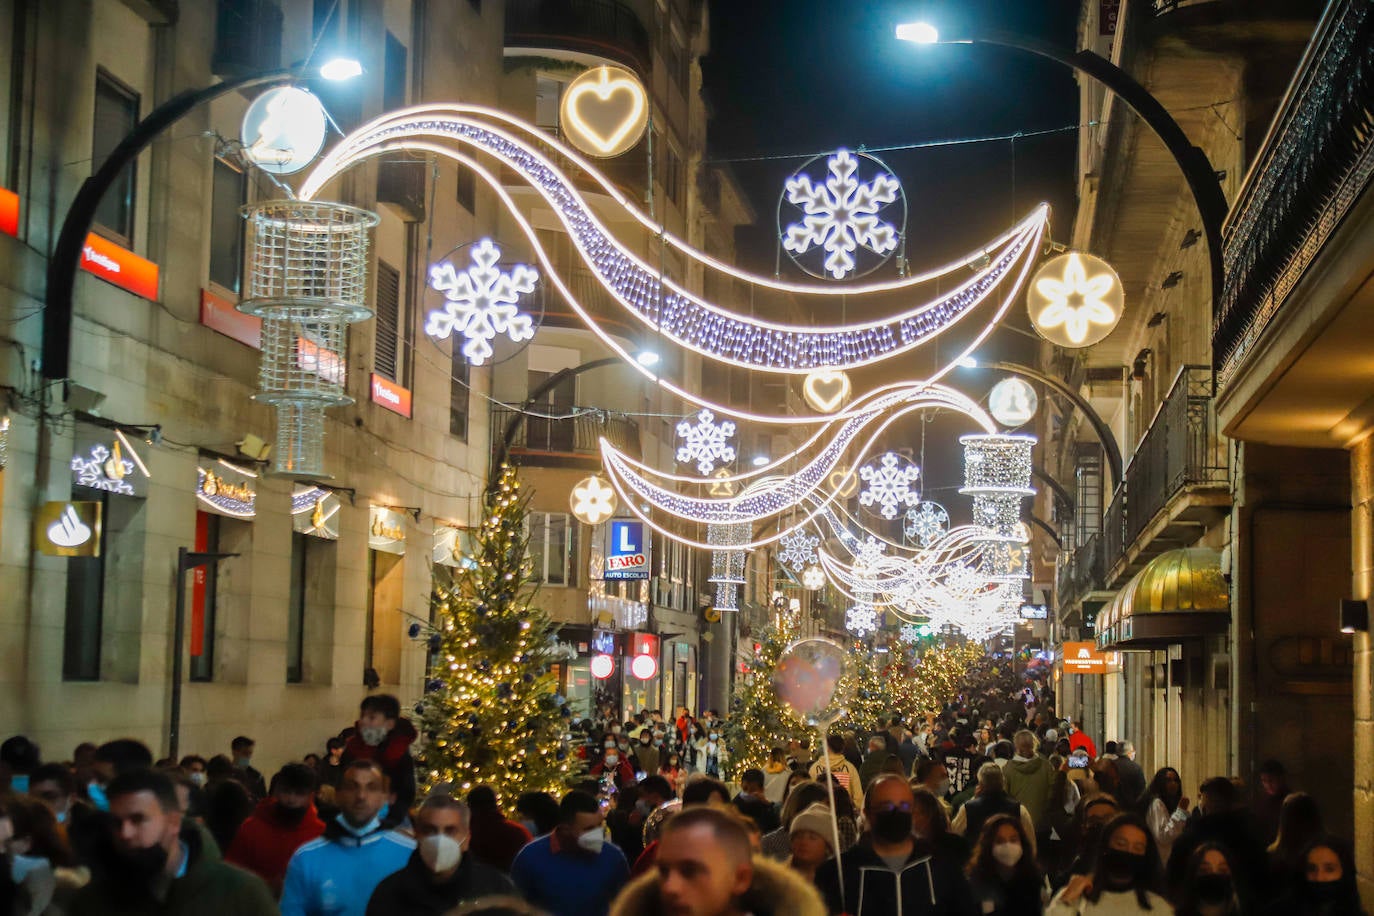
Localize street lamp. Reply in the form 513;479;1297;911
41;58;363;381
895;22;1226;319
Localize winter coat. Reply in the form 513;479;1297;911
466;809;533;872
67;824;275;916
342;719;418;827
1004;755;1053;831
365;850;515;916
815;836;979;916
610;854;826;916
225;799;326;895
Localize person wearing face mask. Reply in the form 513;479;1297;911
2;796;87;916
913;758;952;810
635;776;680;848
1;737;42;798
1046;814;1169;914
808;734;864;811
1165;777;1269;899
509;790;630;916
967;814;1045;916
463;785;532;873
1264;838;1364;916
1173;843;1244;916
816;774;977;915
659;752;687;796
279;760;416;916
27;764;85;841
228;737;267;802
177;756;208;791
695;730;726;779
341;695;418;828
316;738;347;791
633;729;659;778
225;763;325;896
67;769;276;916
951;764;1038;858
365;795;513;916
591;742;636;789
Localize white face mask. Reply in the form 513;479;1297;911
577;826;605;854
359;725;389;747
604;754;619;766
189;771;207;787
418;833;463;873
992;841;1023;867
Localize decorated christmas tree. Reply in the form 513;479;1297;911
724;614;809;777
839;641;896;734
888;641;985;724
415;465;577;802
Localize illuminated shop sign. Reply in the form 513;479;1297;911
292;485;340;539
200;289;261;349
604;519;649;580
80;233;160;300
36;501;102;557
370;373;412;418
197;460;258;519
433;525;477;569
369;506;407;555
0;187;18;237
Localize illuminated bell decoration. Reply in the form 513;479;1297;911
590;654;615;679
988;377;1038;428
240;86;328;175
802;369;852;414
1027;251;1124;348
570;475;617;525
559;65;649;158
630;654;658;680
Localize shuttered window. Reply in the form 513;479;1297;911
374;259;401;380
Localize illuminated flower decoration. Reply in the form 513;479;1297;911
782;149;902;280
903;501;949;548
426;239;539;365
1029;252;1123;347
570;475;618;525
858;452;920;520
801;565;827;590
676;409;737;476
777;528;820;572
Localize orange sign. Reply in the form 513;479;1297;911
1061;641;1114;674
81;233;159;300
370;373;412;418
199;288;261;349
0;187;17;237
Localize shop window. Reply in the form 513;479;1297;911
366;549;404;685
62;487;108;681
92;69;139;244
450;348;469;440
529;511;577;587
208;157;247;294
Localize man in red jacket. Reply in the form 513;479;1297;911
464;784;532;872
226;763;326;896
1067;719;1098;760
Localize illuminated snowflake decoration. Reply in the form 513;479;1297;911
777;529;820;572
899;623;922;645
426;239;539;366
676;409;737;476
853;536;888;575
71;445;135;496
903;501;950;548
858;452;921;520
801;565;827;590
782;149;901;280
846;601;879;636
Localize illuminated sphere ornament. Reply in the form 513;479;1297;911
570;475;617;525
802;369;852;414
988;377;1039;428
241;87;328;175
772;638;854;727
1027;251;1124;347
559;66;649;158
780;149;905;280
801;565;826;591
590;654;615;679
631;654;658;680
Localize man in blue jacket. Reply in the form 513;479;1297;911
510;790;629;916
281;759;415;916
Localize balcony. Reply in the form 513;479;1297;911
505;0;651;77
491;404;640;471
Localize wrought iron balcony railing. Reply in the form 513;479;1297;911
492;404;641;461
505;0;652;77
1214;0;1374;385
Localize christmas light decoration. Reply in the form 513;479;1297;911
559;66;649;158
781;149;902;280
676;410;737;476
846;600;880;636
425;239;539;366
899;623;922;645
858;452;921;519
71;442;137;495
904;501;949;547
569;475;617;525
801;565;826;590
1028;251;1124;347
776;528;820;572
988;377;1038;427
802;369;852;413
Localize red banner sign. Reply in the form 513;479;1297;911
191;511;209;656
0;187;18;237
81;233;159;300
370;373;412;418
199;288;261;349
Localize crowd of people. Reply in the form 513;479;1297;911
0;673;1364;915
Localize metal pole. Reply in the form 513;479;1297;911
170;548;189;761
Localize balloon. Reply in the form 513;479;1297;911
772;638;854;727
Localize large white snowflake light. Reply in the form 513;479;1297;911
71;444;135;495
859;452;921;520
904;501;950;547
846;601;879;636
854;535;888;572
676;409;737;476
777;528;820;572
899;623;922;645
426;239;539;366
782;149;901;280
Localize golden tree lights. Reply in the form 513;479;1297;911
415;465;578;803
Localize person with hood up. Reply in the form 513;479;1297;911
365;794;514;916
341;694;417;828
609;806;825;916
1004;730;1054;850
808;733;864;811
279;760;416;916
463;785;532;873
226;762;326;896
589;740;636;790
815;774;978;916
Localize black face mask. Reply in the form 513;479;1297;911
116;843;170;884
871;808;913;844
1303;880;1344;904
1100;848;1147;889
1193;873;1232;903
276;804;308;826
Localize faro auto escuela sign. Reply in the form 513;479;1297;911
604;519;650;580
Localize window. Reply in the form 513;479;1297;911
383;31;407;112
92;70;139;243
312;0;340;43
450;347;470;440
190;511;221;682
664;146;683;207
374;259;402;380
287;532;309;682
524;369;576;451
535;76;562;133
209;157;246;293
1075;447;1103;546
455;166;476;214
529;512;577;586
63;487;107;680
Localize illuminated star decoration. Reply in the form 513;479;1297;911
903;501;950;548
571;475;617;525
426;239;539;365
1032;252;1117;345
676;409;737;476
846;600;879;636
783;149;901;280
776;528;820;573
858;452;921;520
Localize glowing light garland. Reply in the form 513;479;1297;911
676;410;737;476
298;106;1050;377
858;452;921;519
782;149;901;280
426;239;538;365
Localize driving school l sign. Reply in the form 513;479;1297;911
605;519;649;580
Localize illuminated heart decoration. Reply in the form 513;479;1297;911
802;369;852;414
828;467;859;498
561;66;648;158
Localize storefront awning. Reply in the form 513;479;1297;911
1096;547;1230;650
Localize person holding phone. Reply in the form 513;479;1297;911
1142;767;1189;867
